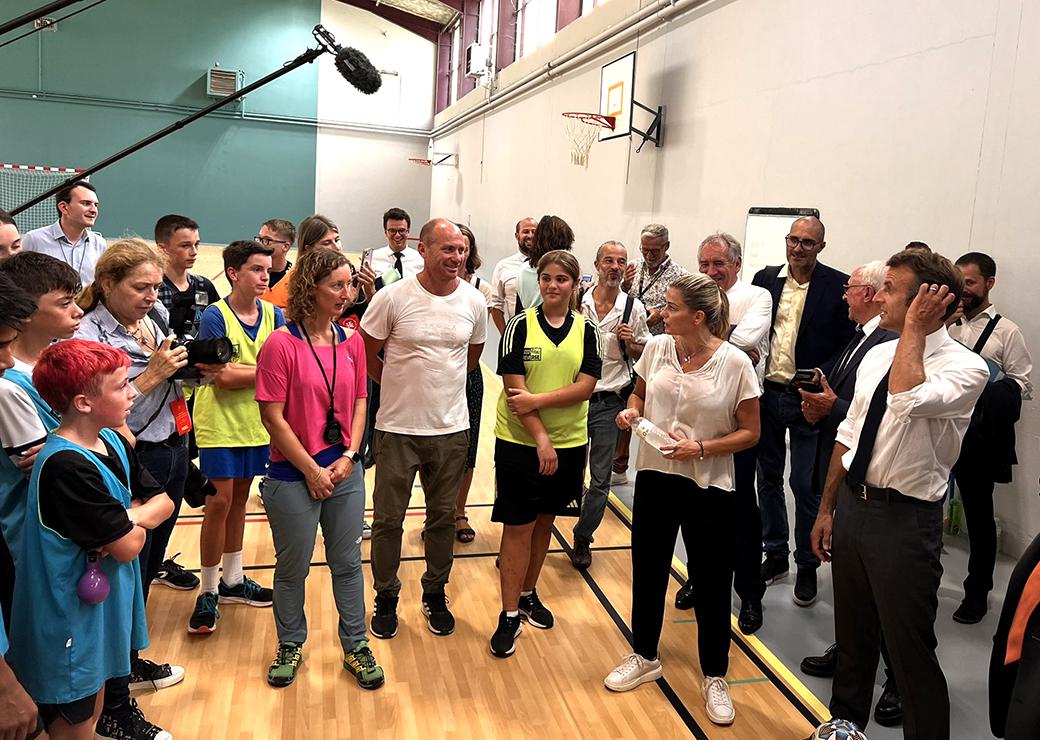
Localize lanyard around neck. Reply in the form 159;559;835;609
300;322;337;413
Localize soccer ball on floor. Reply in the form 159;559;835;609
808;719;869;740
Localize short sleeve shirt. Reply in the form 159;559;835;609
21;221;107;286
634;337;760;490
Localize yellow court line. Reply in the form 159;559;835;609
606;491;830;722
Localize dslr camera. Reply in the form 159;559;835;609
167;290;234;380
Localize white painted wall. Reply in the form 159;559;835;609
316;0;434;246
432;0;1040;556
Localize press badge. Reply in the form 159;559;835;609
170;396;193;434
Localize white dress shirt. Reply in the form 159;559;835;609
490;251;527;320
836;326;989;501
580;288;651;393
949;304;1033;399
371;245;424;280
725;280;772;388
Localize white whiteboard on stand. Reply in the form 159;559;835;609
740;207;820;281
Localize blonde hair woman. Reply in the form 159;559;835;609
605;273;760;728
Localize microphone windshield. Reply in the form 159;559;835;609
335;47;382;95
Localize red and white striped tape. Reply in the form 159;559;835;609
0;164;84;173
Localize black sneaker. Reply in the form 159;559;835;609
95;697;172;740
570;538;592;570
674;579;695;610
793;567;817;607
187;591;219;634
489;611;523;658
518;589;554;629
371;593;399;639
421;592;456;635
151;553;199;591
761;555;789;586
129;657;185;693
217;576;273;607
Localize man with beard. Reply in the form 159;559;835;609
490;218;537;334
571;241;650;569
947;252;1032;624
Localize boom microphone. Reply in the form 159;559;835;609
335;47;382;95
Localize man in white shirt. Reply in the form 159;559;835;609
947;252;1033;624
674;232;773;634
489;217;537;334
360;218;488;641
370;207;423;289
571;241;650;570
809;249;988;740
20;180;106;286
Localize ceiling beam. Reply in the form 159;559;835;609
336;0;445;42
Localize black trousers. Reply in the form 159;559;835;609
632;470;734;677
831;485;948;739
953;464;997;600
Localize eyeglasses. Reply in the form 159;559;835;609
256;235;290;247
785;235;820;250
843;283;874;293
386;228;408;236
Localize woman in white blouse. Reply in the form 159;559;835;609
604;273;760;727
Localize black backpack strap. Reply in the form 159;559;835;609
972;314;1001;354
148;306;170;337
474;276;481;289
619;293;635;365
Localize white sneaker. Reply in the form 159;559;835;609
362;522;372;540
702;676;734;725
610;471;628;486
604;653;662;692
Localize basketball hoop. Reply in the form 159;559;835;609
562;112;616;167
409;153;456;167
409;157;434;167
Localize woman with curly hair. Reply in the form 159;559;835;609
255;247;384;691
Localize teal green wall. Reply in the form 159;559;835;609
0;0;321;244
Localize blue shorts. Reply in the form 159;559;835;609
199;445;269;479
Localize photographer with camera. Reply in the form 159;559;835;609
187;240;285;634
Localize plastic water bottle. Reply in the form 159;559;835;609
632;416;673;453
77;550;110;605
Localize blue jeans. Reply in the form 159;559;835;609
136;441;189;602
756;384;820;569
263;463;367;652
574;393;625;543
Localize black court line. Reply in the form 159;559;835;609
177;501;497;520
604;498;820;727
549;524;707;739
179;544;633;574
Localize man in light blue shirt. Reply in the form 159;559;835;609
21;180;106;286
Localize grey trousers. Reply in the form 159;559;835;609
263;463;367;653
371;430;469;597
574;393;625;543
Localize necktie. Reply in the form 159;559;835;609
846;368;891;487
393;251;404;277
835;326;866;378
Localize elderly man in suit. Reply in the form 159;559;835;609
752;216;855;607
799;260;903;728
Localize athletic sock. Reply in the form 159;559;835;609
222;550;244;587
520;590;533;598
505;610;519;618
200;565;220;594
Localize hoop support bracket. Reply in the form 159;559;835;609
631;99;664;153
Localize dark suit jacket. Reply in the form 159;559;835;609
753;261;857;376
811;323;897;494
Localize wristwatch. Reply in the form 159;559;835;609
342;449;362;463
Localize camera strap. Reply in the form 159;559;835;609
130;309;175;437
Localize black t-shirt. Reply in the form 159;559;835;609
498;307;602;379
38;433;163;551
269;261;293;289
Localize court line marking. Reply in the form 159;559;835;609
604;493;828;725
176;501;497;520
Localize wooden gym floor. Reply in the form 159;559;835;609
139;248;825;738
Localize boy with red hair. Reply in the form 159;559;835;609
7;340;174;739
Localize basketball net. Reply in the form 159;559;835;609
565;117;601;168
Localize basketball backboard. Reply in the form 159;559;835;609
599;52;635;142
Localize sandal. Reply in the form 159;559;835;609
455;515;476;543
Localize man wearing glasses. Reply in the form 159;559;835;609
257;219;296;289
370;207;423;289
752;216;855;608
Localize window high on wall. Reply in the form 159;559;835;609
478;0;500;77
515;0;558;59
580;0;606;15
449;19;461;105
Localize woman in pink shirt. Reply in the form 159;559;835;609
255;248;384;691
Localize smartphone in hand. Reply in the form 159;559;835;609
791;367;823;393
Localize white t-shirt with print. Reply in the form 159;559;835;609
634;336;760;490
361;274;488;435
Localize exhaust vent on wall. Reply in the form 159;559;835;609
206;68;243;98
